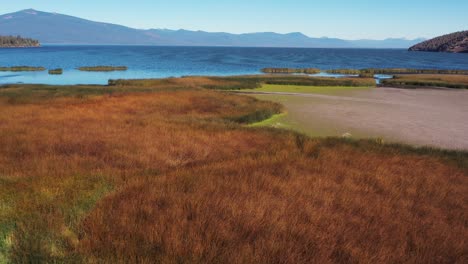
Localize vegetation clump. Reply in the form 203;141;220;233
0;66;46;72
109;76;375;90
327;68;468;75
243;84;370;95
0;35;40;48
262;68;321;74
381;74;468;89
48;68;63;75
326;69;361;75
358;72;374;78
183;75;372;90
78;66;128;72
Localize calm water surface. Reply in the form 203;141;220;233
1;45;467;85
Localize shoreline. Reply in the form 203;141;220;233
0;45;41;49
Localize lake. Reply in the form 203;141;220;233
1;45;468;85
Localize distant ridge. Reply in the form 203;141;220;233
0;9;424;48
409;31;468;53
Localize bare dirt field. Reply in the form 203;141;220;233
250;87;468;150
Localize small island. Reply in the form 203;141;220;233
78;66;128;72
409;30;468;53
0;66;45;72
0;35;40;48
48;68;63;75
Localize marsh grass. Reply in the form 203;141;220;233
262;68;321;74
48;68;63;75
381;74;468;89
0;77;466;263
0;66;45;72
9;174;112;263
206;75;375;89
242;84;371;95
327;68;468;75
78;66;128;72
108;75;376;91
0;83;190;104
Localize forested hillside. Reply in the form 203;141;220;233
409;31;468;53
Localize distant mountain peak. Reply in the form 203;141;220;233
21;8;39;14
0;9;426;48
287;32;305;36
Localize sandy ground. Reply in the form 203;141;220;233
248;87;468;150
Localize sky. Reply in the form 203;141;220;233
1;0;467;40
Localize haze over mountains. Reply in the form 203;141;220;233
0;9;425;48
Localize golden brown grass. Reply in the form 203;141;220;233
0;77;467;263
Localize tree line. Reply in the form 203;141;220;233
0;35;40;47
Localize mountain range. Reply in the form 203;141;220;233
0;9;425;48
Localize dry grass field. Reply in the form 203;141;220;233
0;77;467;263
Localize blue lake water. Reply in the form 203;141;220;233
1;45;467;85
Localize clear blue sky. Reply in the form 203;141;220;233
1;0;467;40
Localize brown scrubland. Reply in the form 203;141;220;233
0;77;467;263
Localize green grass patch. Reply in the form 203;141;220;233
7;174;113;263
227;107;282;124
0;176;26;263
248;113;289;128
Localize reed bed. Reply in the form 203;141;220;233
0;77;466;263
